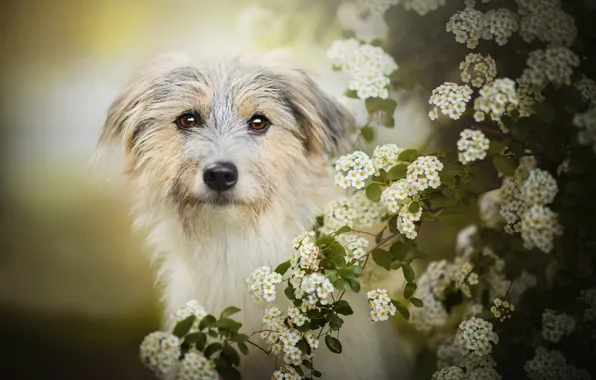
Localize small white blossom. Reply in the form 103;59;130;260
575;76;596;106
447;7;486;49
520;205;563;253
525;347;591;380
247;266;283;302
490;298;515;321
337;233;370;262
291;231;320;271
139;332;181;376
542;309;576;343
403;0;446;16
454;262;478;297
334;151;375;189
460;53;497;88
295;273;335;310
431;366;466;380
573;107;596;153
327;39;398;99
474;78;518;123
172;300;208;334
178;352;218;380
272;366;301;380
478;189;503;229
482;9;519;45
456;317;499;356
372;143;404;174
357;0;399;13
411;260;455;332
367;288;397;322
457;129;490;164
320;192;387;234
429;82;473;120
516;0;577;47
520;169;558;206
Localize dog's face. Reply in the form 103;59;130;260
97;53;352;223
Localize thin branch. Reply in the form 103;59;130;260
247;340;271;356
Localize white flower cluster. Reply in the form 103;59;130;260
403;0;446;16
291;231;320;271
247;266;283;302
380;156;443;239
478;189;503;229
429;82;473;120
327;39;398;99
460;53;497;88
573;107;596;153
457;129;490;164
357;0;399;13
542;309;576;343
272;366;301;380
575;76;596;106
172;300;208;334
520;169;558;206
473;78;518;123
139;331;181;376
432;366;466;380
334;151;375;189
320;192;387;234
454;262;479;298
178;352;218;380
483;9;519;45
410;260;454;332
517;47;580;105
367;288;397;322
490;298;515;321
293;272;335;310
516;0;577;47
336;233;369;262
499;158;563;253
520;205;563;253
446;7;486;49
372;143;404;174
260;307;319;366
456;317;499;357
524;347;591;380
437;337;464;369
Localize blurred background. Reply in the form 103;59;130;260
0;0;437;378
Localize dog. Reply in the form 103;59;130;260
96;52;410;379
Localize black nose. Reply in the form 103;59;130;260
203;162;238;192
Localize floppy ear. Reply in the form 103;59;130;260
267;61;355;156
93;52;190;164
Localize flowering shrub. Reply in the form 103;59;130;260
138;0;596;379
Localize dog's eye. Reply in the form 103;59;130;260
248;115;270;132
175;113;199;129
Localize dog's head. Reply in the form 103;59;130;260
96;52;353;224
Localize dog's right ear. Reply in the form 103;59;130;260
91;52;190;169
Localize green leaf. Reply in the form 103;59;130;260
375;229;385;243
338;266;355;279
388;215;398;233
408;201;420;213
531;102;555;124
403;282;417;299
199;314;217;331
347;278;361;293
219;367;242;380
285;286;296;300
361;126;375;143
316;234;335;246
353;265;363;277
230;333;248;343
336;225;352;234
404;247;426;262
204;342;223;358
398;149;421;162
366;183;382;202
184;332;207;351
492;155;518;177
402;263;416;282
220;306;241;319
214;357;229;371
488;140;506;154
237;342;249;355
319;258;336;270
382;113;395;128
372;248;392;270
274;260;291;276
313;370;322;378
221;346;241;367
333;300;354;315
390;241;408;260
330;242;346;257
217;318;241;332
390;261;403;270
344;89;358;98
421;211;435;221
386;164;408;181
437;211;466;226
410;297;424;308
172;315;196;338
394;301;410;320
365;97;397;116
333;278;350;291
427;193;447;207
326;270;338;283
329;314;345;330
325;336;343;354
439;172;456;189
302;360;313;369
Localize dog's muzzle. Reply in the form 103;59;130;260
203;162;238;192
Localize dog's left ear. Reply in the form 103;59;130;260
274;67;355;156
